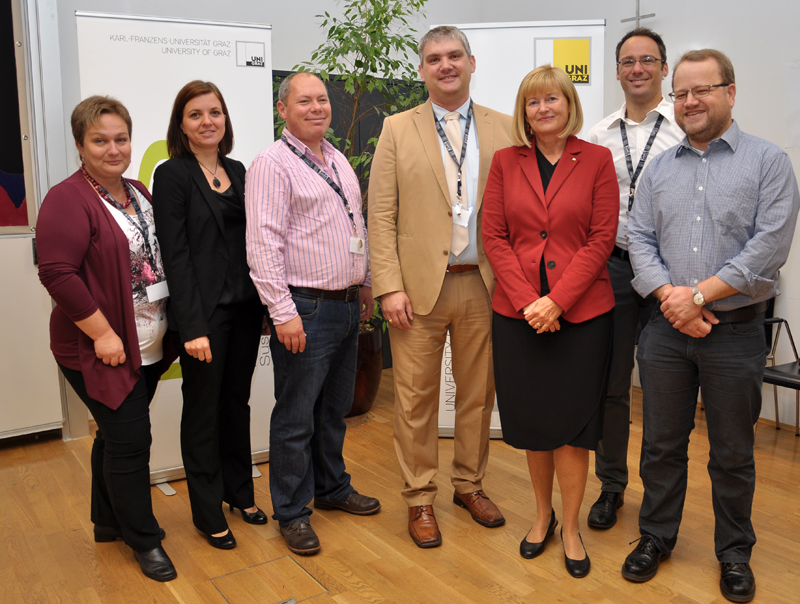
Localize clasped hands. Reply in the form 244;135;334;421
659;286;718;338
522;296;563;334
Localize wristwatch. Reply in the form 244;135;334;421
692;284;706;307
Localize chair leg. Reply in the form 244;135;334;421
795;390;799;437
773;385;780;430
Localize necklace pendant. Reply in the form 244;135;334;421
213;177;221;188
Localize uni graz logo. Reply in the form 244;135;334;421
535;38;591;85
236;41;266;67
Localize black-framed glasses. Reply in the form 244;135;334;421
617;56;665;69
668;84;731;103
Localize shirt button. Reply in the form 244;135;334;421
698;186;704;191
540;231;547;239
694;279;698;284
702;158;707;163
696;216;701;221
547;260;556;269
693;247;698;252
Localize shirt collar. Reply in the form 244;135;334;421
432;97;472;123
281;127;336;163
607;96;675;129
677;119;740;156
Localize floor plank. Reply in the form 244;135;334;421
1;368;798;603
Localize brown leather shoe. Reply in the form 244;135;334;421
453;490;506;527
408;505;442;548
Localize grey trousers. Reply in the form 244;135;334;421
594;254;654;493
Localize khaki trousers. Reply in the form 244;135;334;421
389;270;495;506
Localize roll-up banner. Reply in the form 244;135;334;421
436;20;606;438
76;12;275;482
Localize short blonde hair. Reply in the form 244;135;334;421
512;65;583;147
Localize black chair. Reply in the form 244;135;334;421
763;317;800;436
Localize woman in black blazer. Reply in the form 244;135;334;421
152;81;266;549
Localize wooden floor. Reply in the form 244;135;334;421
2;368;799;603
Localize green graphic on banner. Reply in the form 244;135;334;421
138;140;168;189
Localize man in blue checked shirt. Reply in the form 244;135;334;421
625;49;799;603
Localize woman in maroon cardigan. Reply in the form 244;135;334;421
482;65;618;578
37;96;176;582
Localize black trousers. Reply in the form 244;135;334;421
178;298;263;534
59;362;162;553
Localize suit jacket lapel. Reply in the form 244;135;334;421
221;156;244;205
518;146;547;210
185;155;226;234
413;100;451;208
474;103;493;211
544;135;581;205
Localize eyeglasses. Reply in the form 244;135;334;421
668;84;731;103
617;56;665;69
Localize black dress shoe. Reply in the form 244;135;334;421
202;528;236;550
94;526;166;543
587;491;624;530
622;535;670;582
561;529;590;578
228;503;268;525
520;509;557;559
314;490;381;515
280;521;320;555
134;546;177;582
720;562;756;603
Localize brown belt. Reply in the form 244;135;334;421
289;285;361;301
712;301;769;324
447;264;479;273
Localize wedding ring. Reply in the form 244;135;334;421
388;318;393;323
535;322;541;328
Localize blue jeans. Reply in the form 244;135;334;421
268;292;359;526
636;309;766;562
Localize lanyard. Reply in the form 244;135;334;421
434;101;474;201
82;168;159;277
282;135;358;236
620;113;664;214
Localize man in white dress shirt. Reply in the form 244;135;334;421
586;28;684;530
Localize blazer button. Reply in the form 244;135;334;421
547;260;556;269
540;231;547;239
443;250;448;255
448;211;453;217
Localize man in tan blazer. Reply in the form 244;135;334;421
368;25;513;548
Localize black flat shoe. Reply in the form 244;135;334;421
562;529;590;578
202;528;236;550
134;546;177;582
520;509;557;559
229;504;268;525
95;526;166;543
720;562;756;603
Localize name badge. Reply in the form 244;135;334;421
146;280;169;303
349;236;366;255
452;204;472;228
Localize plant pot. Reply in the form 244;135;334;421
348;319;383;417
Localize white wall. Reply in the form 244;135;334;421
44;0;800;427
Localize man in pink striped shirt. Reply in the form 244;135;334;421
245;72;380;556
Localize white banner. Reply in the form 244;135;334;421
457;20;606;139
435;20;606;437
76;12;275;480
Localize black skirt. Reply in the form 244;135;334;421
492;310;613;451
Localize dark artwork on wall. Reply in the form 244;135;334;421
1;0;29;228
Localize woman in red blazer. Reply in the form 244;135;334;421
482;65;618;578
